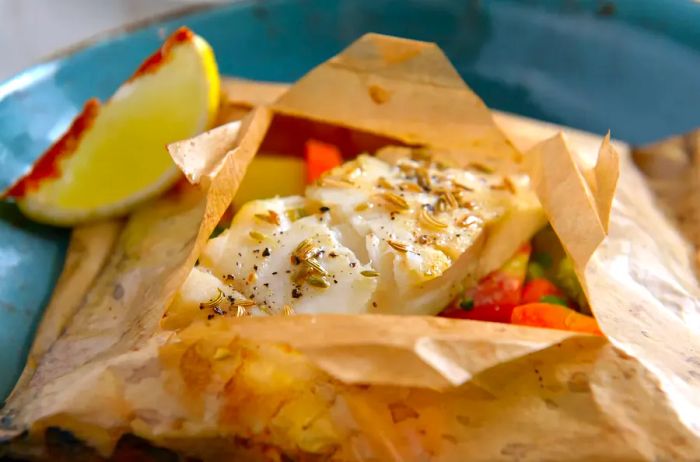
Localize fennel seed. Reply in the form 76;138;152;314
307;275;330;288
202;288;224;307
418;208;448;230
378;192;410;211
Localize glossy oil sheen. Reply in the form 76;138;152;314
1;0;700;399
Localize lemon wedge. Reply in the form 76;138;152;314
3;27;220;226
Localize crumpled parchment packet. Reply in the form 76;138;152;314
2;33;700;462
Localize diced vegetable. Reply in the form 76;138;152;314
539;294;568;306
555;256;588;312
437;304;471;319
233;155;306;211
510;303;602;336
444;243;531;323
305;139;343;183
526;261;546;280
521;278;564;305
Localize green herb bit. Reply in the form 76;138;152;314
360;270;380;277
540;295;568;307
459;298;474;311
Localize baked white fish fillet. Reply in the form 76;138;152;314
166;149;545;327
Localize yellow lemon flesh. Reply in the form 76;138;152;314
6;27;219;226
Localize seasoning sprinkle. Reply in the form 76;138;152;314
400;182;423;193
254;209;281;225
416;167;431;190
283;304;295;316
321;177;354;188
232;298;256;307
387;240;411;253
418;207;448;230
377;176;394;189
360;270;380;277
458;197;476;210
304;257;329;276
249;230;267;241
378;192;410;211
307;276;330;288
262;247;271;257
503;176;517;194
258;304;274;315
442;190;459;208
435;197;447;213
452;181;474;192
293;238;320;262
201;288;224;307
468;162;494;174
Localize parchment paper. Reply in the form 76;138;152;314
633;131;700;276
2;33;700;462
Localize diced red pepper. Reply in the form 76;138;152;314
521;278;564;305
441;243;531;323
510;303;602;336
438;304;471;320
304;139;343;183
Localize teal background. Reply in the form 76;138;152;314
2;0;700;399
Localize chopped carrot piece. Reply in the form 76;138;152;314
304;139;343;183
510;303;603;336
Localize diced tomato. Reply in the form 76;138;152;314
510;303;602;336
521;278;564;305
304;139;343;183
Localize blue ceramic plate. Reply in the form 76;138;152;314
2;0;700;400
